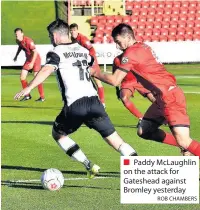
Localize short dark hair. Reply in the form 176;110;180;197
111;23;134;38
14;28;23;33
69;23;78;29
47;18;69;35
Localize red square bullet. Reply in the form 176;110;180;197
124;159;130;165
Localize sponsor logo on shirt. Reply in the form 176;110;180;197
122;57;129;64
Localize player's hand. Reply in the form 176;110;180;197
13;57;17;62
116;87;121;100
14;87;32;100
28;62;34;69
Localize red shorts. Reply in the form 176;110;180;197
23;55;41;72
121;80;151;97
144;87;190;127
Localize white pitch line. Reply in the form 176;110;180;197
7;176;116;183
184;91;200;94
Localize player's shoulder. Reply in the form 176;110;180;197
114;53;123;65
78;33;89;41
24;36;33;42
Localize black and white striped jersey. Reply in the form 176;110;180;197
45;43;97;106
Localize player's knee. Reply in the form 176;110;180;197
137;128;152;140
52;128;61;141
121;95;129;104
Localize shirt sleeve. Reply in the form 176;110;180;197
27;38;36;51
45;51;60;71
118;49;133;73
81;35;93;51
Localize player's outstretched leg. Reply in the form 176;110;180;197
52;128;100;178
104;131;137;156
94;78;105;108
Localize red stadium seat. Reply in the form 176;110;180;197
194;20;200;28
135;35;143;42
171;15;179;22
136;30;145;37
178;20;187;28
196;14;200;21
97;24;104;31
130;16;139;23
179;14;187;21
189;1;197;8
91;17;98;25
122;16;130;23
145;28;153;36
176;35;185;41
133;1;142;9
159;35;168;42
148;8;156;16
164;8;172;15
165;1;173;8
115;16;122;24
167;35;176;41
132;9;140;16
154;21;162;29
181;1;189;8
126;2;133;10
180;8;188;15
146;22;154;29
162;15;170;22
93;37;102;43
156;15;163;22
146;15;155;22
105;25;113;32
137;22;146;30
187;20;195;28
140;8;148;16
95;30;104;38
162;21;170;29
139;16;147;23
130;24;137;30
160;28;169;36
194;28;200;35
170;21;178;29
187;14;195;21
142;2;150;9
149;2;158;9
173;1;181;8
196;6;200;15
171;8;180;15
185;28;194;36
193;34;200;41
177;28;185;36
142;35;152;42
99;19;107;25
169;28;177;36
151;35;160;42
188;8;196;15
153;29;161;36
156;8;164;15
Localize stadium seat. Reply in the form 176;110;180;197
180;8;188;15
151;35;160;42
185;28;194;36
153;29;160;36
156;8;164;15
196;14;200;21
95;30;104;38
99;19;107;25
133;1;142;9
173;1;181;8
135;35;143;42
162;15;171;22
142;2;150;9
97;24;104;31
178;20;187;28
167;35;176;41
105;25;113;32
171;8;180;15
194;20;200;28
162;21;170;29
130;24;137;30
194;28;200;35
160;28;169;36
188;8;196;15
150;1;158;9
115;16;122;24
171;15;179;22
145;28;153;36
179;14;187;21
193;34;200;41
139;16;147;23
164;8;172;15
196;6;200;15
91;17;98;25
148;8;156;16
154;21;162;29
165;1;173;8
159;35;168;42
189;1;197;8
132;9;140;16
137;22;146;30
93;37;102;43
122;16;130;23
169;28;177;36
146;15;155;22
176;35;185;41
126;2;133;10
140;8;148;16
136;30;145;37
181;1;189;8
187;20;195;28
146;22;154;29
177;28;185;36
170;21;178;29
187;14;195;21
156;15;163;22
130;16;139;23
142;35;152;42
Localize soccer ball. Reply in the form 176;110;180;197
41;168;64;191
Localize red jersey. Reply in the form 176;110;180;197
17;36;40;61
118;42;176;96
75;33;96;57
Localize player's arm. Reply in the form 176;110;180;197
14;51;60;100
30;49;38;64
13;46;22;61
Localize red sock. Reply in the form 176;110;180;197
21;80;28;89
163;133;179;146
38;83;45;99
187;140;200;157
124;101;143;119
98;87;105;104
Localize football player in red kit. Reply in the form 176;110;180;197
91;24;199;157
113;54;155;120
13;28;45;101
69;23;105;107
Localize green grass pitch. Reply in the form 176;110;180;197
2;64;200;210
